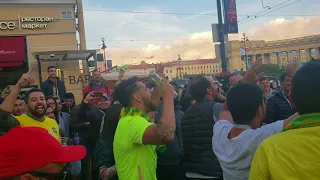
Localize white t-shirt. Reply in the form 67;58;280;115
212;120;284;180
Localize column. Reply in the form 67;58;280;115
296;50;301;61
275;52;280;66
315;47;320;59
263;53;271;64
306;48;312;61
285;52;289;64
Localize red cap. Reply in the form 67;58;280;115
0;126;86;178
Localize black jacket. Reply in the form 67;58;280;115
266;90;296;123
155;103;184;166
61;104;75;114
40;78;66;101
181;101;223;177
70;102;105;142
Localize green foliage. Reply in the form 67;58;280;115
257;64;284;78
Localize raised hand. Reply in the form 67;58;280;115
286;59;301;76
17;73;35;88
243;59;264;83
161;78;174;98
84;92;94;103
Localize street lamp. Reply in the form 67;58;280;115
101;38;107;58
101;38;107;70
241;33;250;71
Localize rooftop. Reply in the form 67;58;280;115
128;59;220;70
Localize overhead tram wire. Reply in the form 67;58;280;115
149;0;305;59
239;0;302;25
238;0;301;23
84;9;318;17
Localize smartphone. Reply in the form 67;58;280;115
93;92;103;97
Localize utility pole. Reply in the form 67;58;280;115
217;0;228;72
240;33;250;71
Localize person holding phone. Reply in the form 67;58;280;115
70;91;109;180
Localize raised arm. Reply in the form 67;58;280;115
142;79;176;145
0;73;35;131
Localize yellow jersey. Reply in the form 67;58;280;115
14;114;61;142
249;126;320;180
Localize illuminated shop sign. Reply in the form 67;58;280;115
0;15;54;30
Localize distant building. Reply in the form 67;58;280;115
127;59;222;80
227;34;320;71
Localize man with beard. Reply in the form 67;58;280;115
0;73;60;141
181;75;224;180
40;66;66;101
83;69;112;104
113;77;176;180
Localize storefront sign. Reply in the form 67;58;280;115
69;75;90;84
0;15;54;30
60;10;73;20
0;36;26;63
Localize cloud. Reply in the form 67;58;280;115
104;31;215;65
83;3;320;66
229;16;320;41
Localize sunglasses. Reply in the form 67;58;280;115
28;167;67;180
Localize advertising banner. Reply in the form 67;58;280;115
0;36;26;63
224;0;239;34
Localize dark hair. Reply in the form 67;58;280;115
64;92;74;99
259;76;269;83
83;92;90;100
102;104;123;151
291;60;320;115
24;88;44;103
47;66;56;72
227;83;263;124
46;96;59;122
280;72;291;83
92;69;99;75
113;77;140;106
189;75;211;101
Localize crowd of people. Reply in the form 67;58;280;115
0;58;319;180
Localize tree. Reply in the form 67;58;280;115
257;64;282;78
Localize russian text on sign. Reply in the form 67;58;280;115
21;17;54;23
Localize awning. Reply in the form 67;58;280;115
0;36;26;67
0;61;23;68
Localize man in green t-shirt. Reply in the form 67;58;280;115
113;77;176;180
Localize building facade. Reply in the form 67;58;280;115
0;0;86;103
227;34;320;71
127;59;222;80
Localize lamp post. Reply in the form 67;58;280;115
101;38;107;70
241;33;250;71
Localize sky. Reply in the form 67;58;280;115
81;0;320;65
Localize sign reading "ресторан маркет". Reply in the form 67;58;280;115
0;15;54;30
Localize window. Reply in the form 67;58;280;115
166;70;168;73
170;70;172;73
